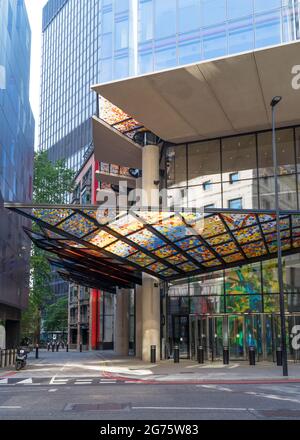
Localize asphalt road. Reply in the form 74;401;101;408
1;382;300;420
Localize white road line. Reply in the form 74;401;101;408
100;381;116;384
132;406;253;411
16;378;33;385
49;389;57;392
0;379;8;385
0;406;21;409
245;391;300;404
198;385;233;392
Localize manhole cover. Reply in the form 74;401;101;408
64;403;131;412
259;410;300;418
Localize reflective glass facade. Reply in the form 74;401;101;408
100;0;300;82
0;0;34;315
40;0;100;171
165;126;300;358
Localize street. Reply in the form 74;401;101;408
1;351;300;420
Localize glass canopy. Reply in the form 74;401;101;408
6;205;300;284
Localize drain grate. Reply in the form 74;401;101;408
259;410;300;418
64;403;131;412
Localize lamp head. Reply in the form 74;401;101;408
270;96;282;107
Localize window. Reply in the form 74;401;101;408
229;172;240;184
203;180;212;191
228;198;243;209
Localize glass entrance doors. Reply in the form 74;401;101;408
172;315;189;359
189;313;300;362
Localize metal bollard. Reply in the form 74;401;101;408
47;343;50;352
9;349;13;366
5;350;8;367
150;345;156;364
276;347;283;366
13;349;16;365
197;346;204;364
56;343;59;352
35;344;39;359
0;350;2;368
249;346;256;366
80;343;82;353
1;350;4;368
223;346;229;365
66;343;69;353
52;344;55;353
173;345;180;363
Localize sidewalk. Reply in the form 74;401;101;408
1;349;300;384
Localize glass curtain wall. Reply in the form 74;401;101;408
165;125;300;322
101;0;300;81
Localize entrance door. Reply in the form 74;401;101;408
173;315;189;359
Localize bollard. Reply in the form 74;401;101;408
5;350;8;367
52;344;55;353
13;349;16;365
66;343;69;353
47;343;50;352
249;346;256;366
223;346;229;365
1;350;4;368
35;344;39;359
197;346;204;364
276;347;283;366
9;349;12;366
80;343;82;353
173;345;180;363
56;343;59;352
150;345;156;364
0;350;2;368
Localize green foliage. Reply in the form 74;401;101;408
21;151;75;342
43;297;68;332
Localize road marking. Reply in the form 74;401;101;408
49;377;68;385
245;391;300;404
198;384;233;392
0;379;8;384
132;406;253;411
0;406;21;409
49;389;57;392
16;378;33;385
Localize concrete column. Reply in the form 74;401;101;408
141;142;161;362
135;285;142;358
114;289;129;356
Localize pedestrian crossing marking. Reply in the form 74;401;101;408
16;378;33;385
0;379;8;384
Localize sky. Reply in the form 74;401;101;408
25;0;48;148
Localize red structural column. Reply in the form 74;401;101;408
90;289;101;350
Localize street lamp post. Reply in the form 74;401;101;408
270;96;288;377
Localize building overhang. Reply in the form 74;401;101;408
92;116;142;168
5;203;300;284
92;41;300;144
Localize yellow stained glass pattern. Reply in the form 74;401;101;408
242;241;267;258
202;259;222;267
87;230;117;248
214;241;238;256
153;245;178;258
206;233;231;246
109;214;143;236
223;253;244;264
105;241;137;257
187;247;214;262
166;253;188;265
202;215;226;238
222;213;257;230
33;208;73;225
127;252;155;267
179;262;199;272
233;225;261;244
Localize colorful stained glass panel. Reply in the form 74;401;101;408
242;241;267;258
202;259;222;267
202;215;226;238
187;246;215;262
206;233;231;246
146;262;168;273
86;230;117;248
153;245;177;258
267;239;291;254
233;225;261;244
214;241;238;256
58;213;97;237
128;229;166;250
105;241;137;257
33;208;73;226
127;252;155;267
109;214;143;236
223;253;244;264
166;253;188;265
222;213;257;230
175;236;203;250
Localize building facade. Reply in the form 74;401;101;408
0;0;34;348
39;0;100;172
100;0;300;82
91;0;300;362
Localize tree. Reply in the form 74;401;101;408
43;297;68;332
21;152;75;343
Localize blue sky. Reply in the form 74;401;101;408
25;0;48;147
